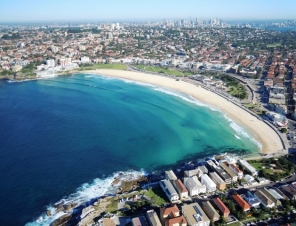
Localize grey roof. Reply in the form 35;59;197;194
182;203;209;224
209;172;226;185
184;176;204;190
220;163;237;178
165;170;177;181
160;179;178;197
202;201;220;220
146;210;162;226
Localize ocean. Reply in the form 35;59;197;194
0;73;259;225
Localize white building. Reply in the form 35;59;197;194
80;56;90;63
244;175;258;186
183;176;206;196
200;174;216;193
184;168;203;178
159;179;179;202
239;159;258;176
228;164;243;179
46;59;55;68
165;170;177;181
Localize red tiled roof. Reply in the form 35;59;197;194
166;216;187;226
212;198;230;214
174;179;188;193
161;205;179;218
232;194;250;211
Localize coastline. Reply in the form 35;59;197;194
82;69;283;155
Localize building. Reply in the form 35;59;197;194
201;201;220;222
209;172;226;190
51;45;59;53
182;203;210;226
228;164;243;179
146;210;162;226
173;179;189;199
184;169;203;178
160;205;180;225
46;59;55;68
132;216;148;226
260;188;281;207
254;190;275;208
200;174;216;193
212;198;230;217
244;175;258;186
197;166;208;174
166;216;187;226
220;163;238;183
81;56;90;63
214;166;232;185
232;194;251;211
159;180;179;202
243;191;261;208
281;185;296;200
165;170;177;181
238;159;258;176
273;188;289;200
183;176;206;196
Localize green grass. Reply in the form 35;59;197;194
227;85;247;99
105;199;119;213
267;43;281;48
79;63;127;71
136;65;192;77
227;222;242;226
145;187;167;206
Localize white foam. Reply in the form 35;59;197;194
224;116;262;149
85;75;95;78
152;87;219;111
25;170;144;226
234;135;242;140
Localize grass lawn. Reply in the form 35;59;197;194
136;65;192;77
145;187;167;206
79;63;127;71
105;199;119;213
227;222;242;226
267;43;281;48
227;85;247;99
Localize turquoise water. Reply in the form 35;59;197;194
0;73;259;225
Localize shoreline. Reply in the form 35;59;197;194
81;69;283;155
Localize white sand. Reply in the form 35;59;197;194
84;69;283;154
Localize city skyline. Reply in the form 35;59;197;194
1;0;296;23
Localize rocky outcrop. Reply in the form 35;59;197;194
49;213;72;226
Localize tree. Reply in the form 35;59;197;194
281;128;288;133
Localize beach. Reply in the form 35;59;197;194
86;69;283;154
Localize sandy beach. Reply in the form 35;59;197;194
84;69;283;154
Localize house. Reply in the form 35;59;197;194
197;166;208;174
209;172;226;190
146;210;162;226
173;179;189;199
183;176;206;196
184;169;203;178
260;188;281;207
103;218;116;226
243;191;261;208
182;203;210;226
254;190;275;208
244;175;258;186
165;170;178;181
166;216;187;226
232;194;251;211
214;166;232;185
238;159;258;176
281;185;296;200
272;188;289;200
212;198;230;217
200;174;216;193
159;180;179;202
228;164;243;179
132;216;148;226
160;205;180;225
220;163;238;183
202;201;220;222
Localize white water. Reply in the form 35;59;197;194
26;170;144;226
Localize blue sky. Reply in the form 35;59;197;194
1;0;296;22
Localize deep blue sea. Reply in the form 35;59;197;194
0;73;259;225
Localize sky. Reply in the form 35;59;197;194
1;0;296;23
